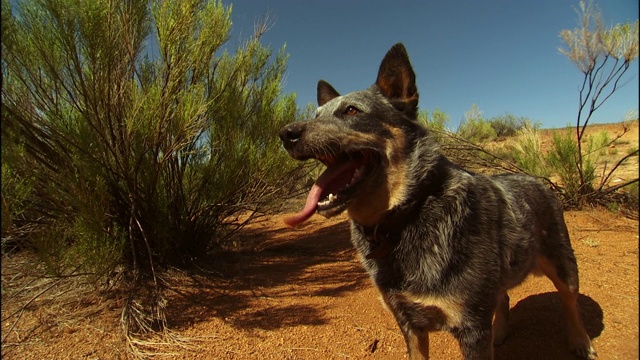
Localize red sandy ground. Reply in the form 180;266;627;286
2;208;638;359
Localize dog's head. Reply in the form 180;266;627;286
279;43;431;227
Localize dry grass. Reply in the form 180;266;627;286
0;252;201;359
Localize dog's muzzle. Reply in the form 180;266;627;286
279;122;306;152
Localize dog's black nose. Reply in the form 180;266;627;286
279;122;305;149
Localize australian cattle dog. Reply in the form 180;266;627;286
278;43;597;360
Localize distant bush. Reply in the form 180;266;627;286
456;107;538;144
419;109;449;131
418;108;451;143
588;130;611;156
489;114;540;138
510;127;550;178
457;105;497;144
545;128;600;204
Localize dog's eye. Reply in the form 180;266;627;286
344;106;359;116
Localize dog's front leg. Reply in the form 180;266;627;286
492;292;510;345
452;325;494;360
405;327;429;360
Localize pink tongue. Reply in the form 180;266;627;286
283;160;357;227
282;183;324;227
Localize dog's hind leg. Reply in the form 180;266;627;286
492;292;509;346
536;255;597;359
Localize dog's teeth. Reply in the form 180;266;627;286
319;193;338;207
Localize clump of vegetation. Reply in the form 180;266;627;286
554;0;639;207
457;104;497;144
1;0;304;353
455;105;540;144
489;113;540;139
418;108;450;143
510;126;550;179
546;128;597;200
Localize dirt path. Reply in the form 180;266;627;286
2;209;637;359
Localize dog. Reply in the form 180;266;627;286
278;43;597;360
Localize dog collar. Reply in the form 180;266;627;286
356;205;411;260
359;222;395;259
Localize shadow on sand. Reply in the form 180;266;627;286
495;292;603;360
163;219;369;331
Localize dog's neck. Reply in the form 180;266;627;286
355;204;416;259
354;156;449;259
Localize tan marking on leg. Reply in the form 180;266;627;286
536;256;597;359
407;328;430;360
492;292;509;346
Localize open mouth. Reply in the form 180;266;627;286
284;151;375;227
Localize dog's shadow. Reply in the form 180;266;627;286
495;292;603;360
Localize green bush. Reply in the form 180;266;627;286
546;128;596;203
489;114;540;138
458;118;497;144
1;0;302;278
510;127;550;178
456;104;497;144
1;147;34;239
418;108;451;142
587;130;611;156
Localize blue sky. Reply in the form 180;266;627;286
226;0;638;129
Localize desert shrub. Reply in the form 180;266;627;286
1;1;305;343
1;0;312;350
1;147;34;240
510;127;550;178
457;105;496;144
488;113;540;138
2;0;303;274
419;108;450;132
418;108;451;142
458;118;496;144
546;129;596;204
557;1;638;207
587;130;611;156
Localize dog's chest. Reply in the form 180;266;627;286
349;221;452;287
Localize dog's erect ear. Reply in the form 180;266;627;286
375;43;419;118
317;80;340;106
